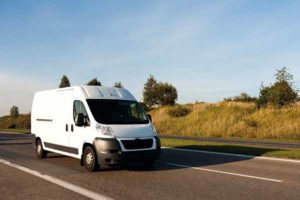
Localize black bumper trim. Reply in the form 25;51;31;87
44;142;78;155
93;137;161;166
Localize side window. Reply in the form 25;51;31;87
73;100;90;126
130;103;139;118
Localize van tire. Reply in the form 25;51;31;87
83;146;99;172
36;139;47;159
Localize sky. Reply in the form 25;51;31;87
1;0;300;116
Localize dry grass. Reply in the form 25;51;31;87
0;114;31;129
150;102;300;140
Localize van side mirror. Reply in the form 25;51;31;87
75;113;84;127
147;114;152;122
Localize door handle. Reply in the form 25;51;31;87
71;124;74;132
66;124;68;132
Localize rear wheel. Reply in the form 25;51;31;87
36;139;47;159
83;146;99;172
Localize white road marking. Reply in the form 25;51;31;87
162;147;300;164
0;158;113;200
0;131;26;135
167;162;283;183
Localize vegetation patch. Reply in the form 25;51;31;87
150;102;300;140
167;105;191;118
0;114;31;130
161;138;300;160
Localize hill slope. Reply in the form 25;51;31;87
150;102;300;140
0;114;31;130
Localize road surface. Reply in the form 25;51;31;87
0;132;300;200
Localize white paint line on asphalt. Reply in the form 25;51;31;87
0;131;27;135
0;158;113;200
162;147;300;164
167;162;283;183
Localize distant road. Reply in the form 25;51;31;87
161;135;300;149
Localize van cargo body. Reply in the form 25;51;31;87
31;86;160;171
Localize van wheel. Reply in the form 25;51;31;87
83;146;99;172
36;139;47;159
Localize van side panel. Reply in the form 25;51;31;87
32;89;73;153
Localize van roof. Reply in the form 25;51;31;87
36;86;137;101
81;86;136;101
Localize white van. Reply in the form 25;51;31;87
31;86;160;171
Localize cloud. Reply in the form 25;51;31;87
0;72;55;116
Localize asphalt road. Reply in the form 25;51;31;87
1;132;300;200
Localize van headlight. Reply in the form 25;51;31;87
150;125;158;136
96;124;114;137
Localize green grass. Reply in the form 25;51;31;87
162;134;300;144
161;138;300;160
0;128;30;134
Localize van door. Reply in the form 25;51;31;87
43;99;72;155
69;100;92;158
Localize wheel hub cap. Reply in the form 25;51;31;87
86;152;93;165
37;145;42;154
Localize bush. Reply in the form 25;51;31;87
224;92;257;103
168;105;191;118
258;67;298;108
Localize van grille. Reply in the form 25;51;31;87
121;139;153;149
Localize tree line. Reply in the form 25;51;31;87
58;74;178;109
59;75;124;88
7;67;299;118
225;67;299;108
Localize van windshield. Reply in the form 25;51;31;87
86;99;149;124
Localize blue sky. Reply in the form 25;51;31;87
1;0;300;115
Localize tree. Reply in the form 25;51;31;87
267;81;298;107
139;102;150;112
87;78;102;86
143;75;159;108
114;81;123;88
258;67;298;108
257;84;271;108
59;75;71;88
224;92;257;103
275;67;293;84
156;82;178;106
10;106;19;117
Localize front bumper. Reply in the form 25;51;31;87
93;136;161;166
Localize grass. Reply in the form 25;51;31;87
161;138;300;160
150;102;300;141
0;114;31;130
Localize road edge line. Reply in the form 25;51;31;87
166;162;283;183
162;147;300;164
0;158;113;200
